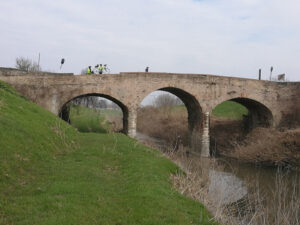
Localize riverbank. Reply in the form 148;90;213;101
66;100;299;224
225;127;300;167
137;105;300;168
135;133;300;225
0;81;217;225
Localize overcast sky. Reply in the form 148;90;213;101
0;0;299;81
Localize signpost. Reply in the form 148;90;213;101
60;58;65;70
270;66;273;80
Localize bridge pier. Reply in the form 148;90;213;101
128;109;137;138
201;112;210;157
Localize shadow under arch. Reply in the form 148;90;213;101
59;93;129;134
214;97;273;131
158;87;203;132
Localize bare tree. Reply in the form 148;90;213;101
107;101;121;110
154;94;183;108
98;99;107;108
15;57;41;72
74;96;98;108
71;96;110;109
16;57;31;71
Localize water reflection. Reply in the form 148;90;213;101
209;170;248;205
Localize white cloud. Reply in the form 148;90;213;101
0;0;299;80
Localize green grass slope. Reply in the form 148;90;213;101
0;81;217;225
212;101;248;120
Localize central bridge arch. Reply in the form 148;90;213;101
137;86;204;154
158;87;203;132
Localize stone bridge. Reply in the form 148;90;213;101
1;68;299;156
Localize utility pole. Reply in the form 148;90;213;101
38;53;40;70
269;66;273;81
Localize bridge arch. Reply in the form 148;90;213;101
59;93;129;134
139;86;203;132
158;87;203;132
211;97;273;130
138;86;205;154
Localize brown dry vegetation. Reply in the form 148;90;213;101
210;116;246;156
228;127;300;167
137;106;189;147
168;150;300;225
137;130;300;225
137;106;300;168
105;113;123;133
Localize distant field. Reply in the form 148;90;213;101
212;101;248;120
0;81;217;225
155;101;248;120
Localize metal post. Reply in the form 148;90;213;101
270;66;273;81
38;53;40;70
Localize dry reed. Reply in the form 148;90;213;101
167;148;300;225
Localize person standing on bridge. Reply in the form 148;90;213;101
98;64;104;74
87;66;93;75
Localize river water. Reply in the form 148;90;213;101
136;132;300;224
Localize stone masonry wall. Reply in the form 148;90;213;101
0;71;299;157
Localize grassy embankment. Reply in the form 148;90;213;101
0;81;217;225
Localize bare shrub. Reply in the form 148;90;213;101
228;127;300;167
15;57;41;72
106;114;123;133
210;116;246;156
154;93;182;108
258;171;300;225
